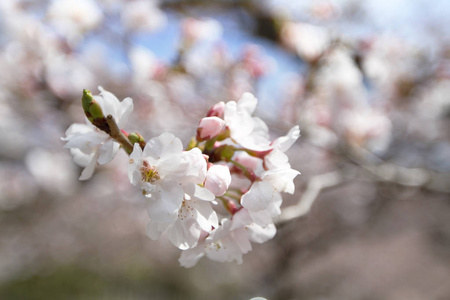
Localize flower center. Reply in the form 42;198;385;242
141;160;160;183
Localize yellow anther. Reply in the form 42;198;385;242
140;160;160;183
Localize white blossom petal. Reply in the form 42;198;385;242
98;139;120;165
95;86;120;118
145;181;184;222
241;181;282;212
64;130;107;154
247;223;276;244
128;143;143;185
69;148;90;167
263;168;300;194
167;217;203;250
264;149;290;170
192;185;215;201
190;199;218;231
181;148;207;184
79;151;99;180
146;220;169;240
237;92;257;115
117;97;134;128
272;125;300;152
144;132;183;159
179;243;206;268
63;123;91;137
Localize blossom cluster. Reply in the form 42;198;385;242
63;88;299;267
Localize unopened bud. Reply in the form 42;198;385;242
204;164;231;196
81;89;93;112
210;144;236;162
197;117;225;141
206;101;225;118
128;132;146;149
82;89;105;122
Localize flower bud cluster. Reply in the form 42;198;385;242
63;88;300;267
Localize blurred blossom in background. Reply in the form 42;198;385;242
1;0;450;299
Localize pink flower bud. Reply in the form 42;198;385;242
197;117;225;141
204;164;231;196
206;101;225;117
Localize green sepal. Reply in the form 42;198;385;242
89;101;104;119
81;89;110;133
81;89;93;112
210;144;236;162
128;132;146;149
82;89;105;121
186;137;198;151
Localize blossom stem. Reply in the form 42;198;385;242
230;160;258;182
105;115;134;155
224;191;240;201
230;159;246;171
219;197;239;215
204;138;216;152
186;137;198;151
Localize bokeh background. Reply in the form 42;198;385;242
1;0;450;299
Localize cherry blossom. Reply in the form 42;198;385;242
64;87;300;267
147;191;218;250
179;209;276;268
128;133;213;223
241;181;283;226
63;87;133;180
223;93;271;150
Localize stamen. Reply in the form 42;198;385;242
140;160;160;183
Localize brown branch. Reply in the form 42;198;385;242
360;162;450;193
348;145;450;193
105;115;134;155
275;150;450;224
275;170;345;224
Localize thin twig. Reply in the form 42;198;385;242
106;115;134;155
361;162;450;193
275;170;344;224
349;145;450;193
275;160;450;225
